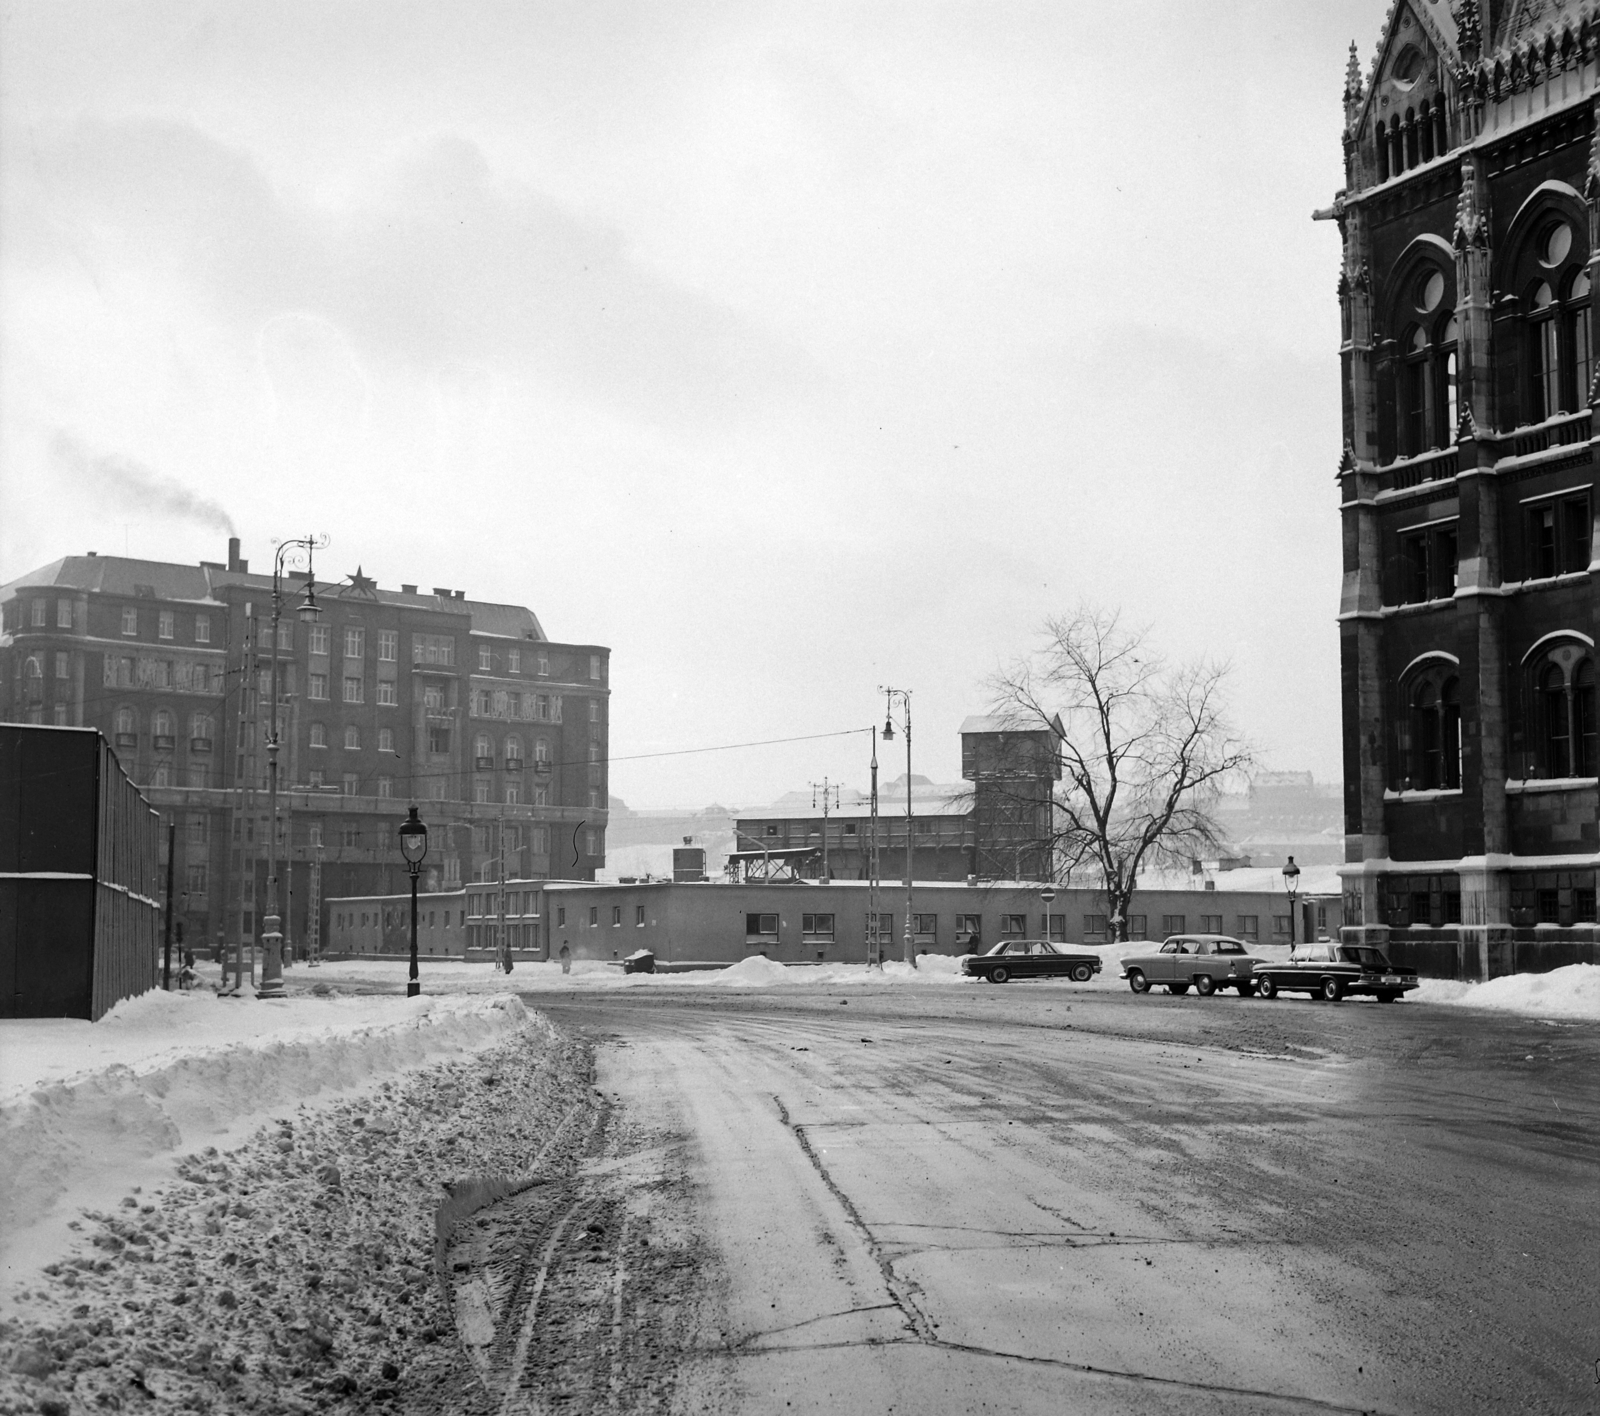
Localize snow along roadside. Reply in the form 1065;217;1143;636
0;989;532;1293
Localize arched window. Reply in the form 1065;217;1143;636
1403;325;1431;454
1391;267;1456;458
1375;123;1390;183
190;713;213;745
1530;280;1560;419
1575;660;1597;777
1542;663;1571;776
1439;314;1459;436
153;711;174;749
1527;642;1596;778
504;734;524;766
115;706;135;738
535;737;550;763
1400;662;1461;790
475;732;492;759
1418;100;1434;163
1568;269;1592;406
1390;116;1404;176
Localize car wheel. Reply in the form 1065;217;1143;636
1168;983;1189;995
1194;974;1216;997
1127;969;1149;994
1256;975;1277;999
1320;976;1344;1002
1376;991;1398;1003
990;966;1010;984
1070;964;1094;983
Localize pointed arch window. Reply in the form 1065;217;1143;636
1398;663;1462;790
1527;644;1597;779
1530;281;1561;419
1396;273;1457;457
1568;270;1591;407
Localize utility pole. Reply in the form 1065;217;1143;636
809;778;840;880
867;728;881;968
881;688;915;968
307;842;323;966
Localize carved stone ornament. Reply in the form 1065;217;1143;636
1457;400;1477;443
1339;441;1358;474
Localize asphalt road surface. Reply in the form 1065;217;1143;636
522;980;1598;1416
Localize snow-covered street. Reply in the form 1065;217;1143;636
2;957;1598;1413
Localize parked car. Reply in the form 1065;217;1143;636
1120;935;1262;996
960;939;1102;984
1253;942;1419;1002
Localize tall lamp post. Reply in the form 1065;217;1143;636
880;688;915;968
259;534;325;999
399;806;429;997
1282;855;1301;953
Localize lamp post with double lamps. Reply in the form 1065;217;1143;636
880;688;915;968
1282;855;1301;954
258;534;325;999
399;806;429;997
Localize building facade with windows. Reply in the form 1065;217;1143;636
1329;2;1598;977
0;538;610;959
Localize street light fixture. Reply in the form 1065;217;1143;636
259;534;325;999
1040;885;1056;943
1282;855;1301;953
399;806;429;998
880;688;914;968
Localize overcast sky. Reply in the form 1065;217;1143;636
1;1;1390;808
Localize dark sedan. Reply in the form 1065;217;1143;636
959;939;1103;984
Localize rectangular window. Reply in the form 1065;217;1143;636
589;699;600;722
1127;914;1146;937
186;863;208;894
636;905;646;926
532;826;549;854
1000;914;1026;938
1083;913;1108;941
309;624;329;656
344;725;360;750
57;600;73;628
343;676;364;703
538;653;550;675
612;905;622;927
913;913;938;938
424;685;445;712
552;696;563;722
344;627;365;660
277;622;292;651
1236;915;1259;941
1200;914;1223;934
377;680;397;706
195;614;210;643
746;912;779;938
586;827;602;857
1272;915;1293;939
378;727;394;752
589;906;599;927
377;776;392;798
310;722;326;748
479;645;493;671
475;779;491;803
308;822;323;847
508;649;520;674
412;633;455;665
341;824;360;847
378;629;397;662
1162;914;1186;935
31;600;46;627
343;773;359;796
1043;913;1066;942
802;912;836;938
309;673;328;700
54;651;68;679
308;769;325;787
53;705;68;726
121;607;138;636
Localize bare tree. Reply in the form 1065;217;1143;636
987;604;1253;941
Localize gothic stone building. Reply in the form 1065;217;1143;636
0;539;610;959
1330;1;1597;977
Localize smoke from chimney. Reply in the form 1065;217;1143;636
50;431;237;538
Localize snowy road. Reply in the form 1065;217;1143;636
539;983;1600;1416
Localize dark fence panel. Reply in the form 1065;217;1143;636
0;725;159;1020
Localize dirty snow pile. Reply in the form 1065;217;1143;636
0;997;593;1416
2;986;533;1273
1418;962;1600;1020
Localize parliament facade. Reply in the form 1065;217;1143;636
0;538;609;959
1330;2;1597;976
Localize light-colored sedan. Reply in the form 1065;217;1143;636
1120;935;1262;997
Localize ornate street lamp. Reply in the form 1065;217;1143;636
1040;885;1056;943
399;806;429;997
1282;855;1301;953
881;688;914;968
259;534;325;999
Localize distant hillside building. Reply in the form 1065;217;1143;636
0;538;610;959
1328;2;1597;976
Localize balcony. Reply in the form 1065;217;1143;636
1384;445;1458;493
505;757;525;772
191;737;213;753
153;735;175;752
1508;409;1591;459
475;755;496;770
534;761;553;775
115;732;137;749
